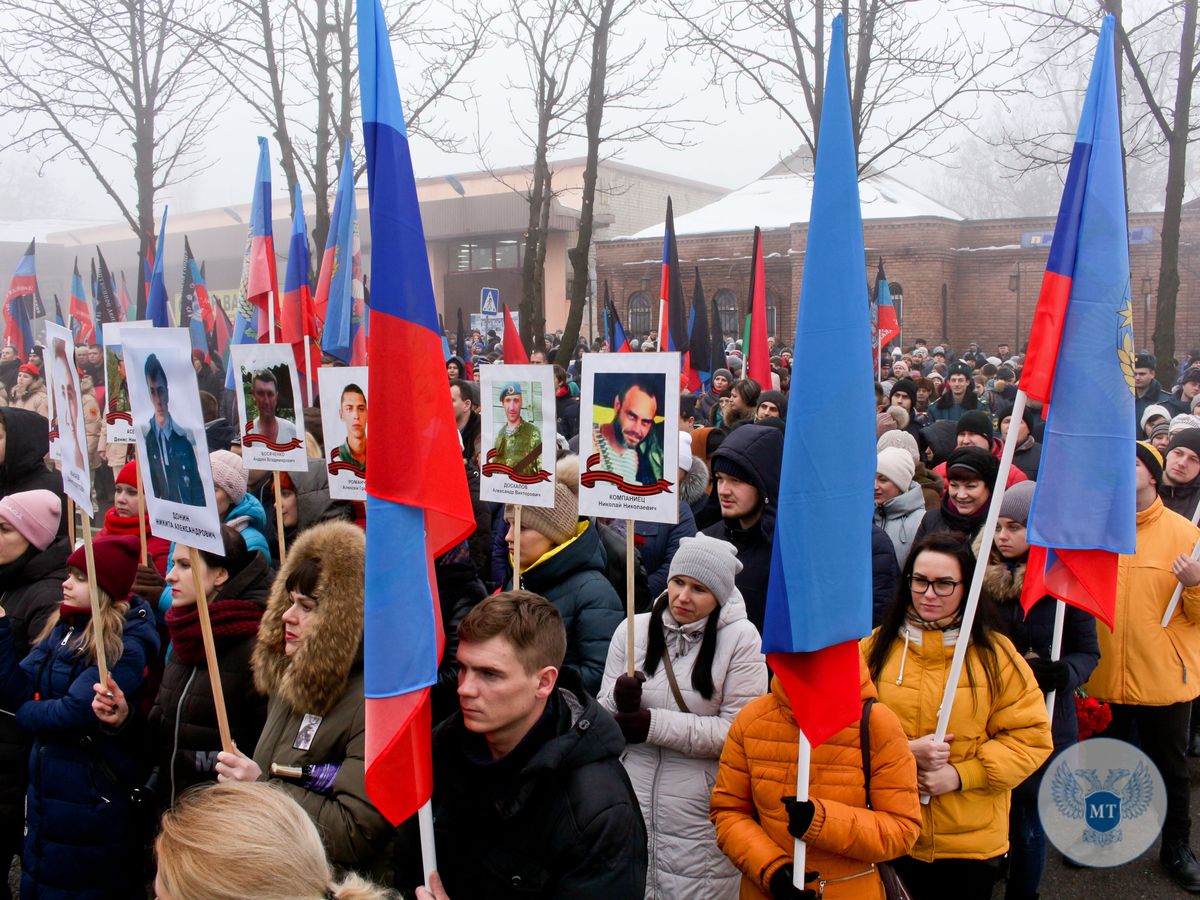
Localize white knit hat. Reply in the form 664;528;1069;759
877;446;915;491
668;534;742;605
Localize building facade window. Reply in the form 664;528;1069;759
714;288;739;337
450;236;526;272
628;291;652;336
765;289;779;338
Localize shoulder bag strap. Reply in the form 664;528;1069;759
860;697;875;810
660;647;692;713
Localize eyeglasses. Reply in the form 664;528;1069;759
908;575;963;597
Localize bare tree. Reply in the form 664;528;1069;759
195;0;489;255
659;0;1014;173
984;0;1200;383
0;0;224;316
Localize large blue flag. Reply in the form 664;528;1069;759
762;14;875;748
1020;14;1136;629
146;208;171;327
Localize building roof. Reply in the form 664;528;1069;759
624;164;964;239
416;156;729;195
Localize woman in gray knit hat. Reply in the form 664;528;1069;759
598;533;767;899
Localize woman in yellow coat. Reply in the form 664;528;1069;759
863;533;1052;899
710;659;922;899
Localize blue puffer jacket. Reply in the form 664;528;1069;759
0;597;160;900
159;492;270;619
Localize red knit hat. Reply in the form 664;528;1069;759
18;363;37;376
116;460;139;489
66;535;140;602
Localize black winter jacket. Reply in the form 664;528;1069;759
700;424;783;631
871;525;900;626
432;546;488;725
1161;478;1200;523
427;668;647;899
0;408;67;533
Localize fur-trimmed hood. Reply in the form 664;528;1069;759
252;520;364;715
680;454;710;506
983;552;1025;604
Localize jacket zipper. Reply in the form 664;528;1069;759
171;668;198;805
59;626;74;647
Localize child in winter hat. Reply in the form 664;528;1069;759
666;534;742;605
208;450;248;505
66;534;141;603
0;489;61;552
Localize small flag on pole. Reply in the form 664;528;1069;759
4;240;36;357
147;208;172;327
281;184;321;394
68;258;95;344
747;227;771;386
658;198;688;354
502;303;529;364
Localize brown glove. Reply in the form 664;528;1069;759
131;563;166;600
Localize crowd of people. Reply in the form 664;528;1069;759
0;330;1198;899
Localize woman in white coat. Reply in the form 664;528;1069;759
599;534;768;900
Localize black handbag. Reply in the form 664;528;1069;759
860;698;914;900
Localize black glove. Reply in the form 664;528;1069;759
1026;657;1070;694
768;864;819;899
781;795;816;839
613;708;651;744
612;672;646;713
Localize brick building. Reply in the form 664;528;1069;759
597;154;1200;358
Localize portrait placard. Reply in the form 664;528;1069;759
43;345;60;462
577;352;680;524
45;322;93;516
231;343;308;472
122;327;223;555
102;321;152;443
478;364;556;508
317;367;367;501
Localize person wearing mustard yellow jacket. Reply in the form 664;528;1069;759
710;662;921;899
1083;443;1200;891
863;533;1051;899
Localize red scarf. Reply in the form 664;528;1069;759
103;508;150;538
165;599;264;666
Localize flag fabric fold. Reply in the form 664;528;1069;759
95;248;124;327
762;14;874;749
455;307;474;379
1019;14;1135;630
658;198;688;354
687;268;712;391
502;304;529;364
317;143;367;365
281;183;321;394
68;258;95;345
604;283;630;353
358;0;475;826
247;137;281;343
147;209;171;328
180;238;215;361
747;227;771;386
874;259;899;350
5;240;37;357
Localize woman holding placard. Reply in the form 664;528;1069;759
598;534;766;899
863;533;1052;898
0;534;160;899
92;526;272;808
213;520;392;875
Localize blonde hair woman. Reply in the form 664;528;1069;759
155;782;392;900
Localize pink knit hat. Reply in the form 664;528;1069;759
0;490;61;550
208;450;247;504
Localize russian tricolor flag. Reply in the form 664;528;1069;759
281;183;320;396
1019;15;1136;629
762;15;874;749
317;144;367;365
247;137;281;343
358;0;475;825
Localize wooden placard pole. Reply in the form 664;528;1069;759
79;517;109;687
626;519;636;677
134;452;148;566
189;546;234;753
273;471;287;565
512;504;522;591
67;497;76;547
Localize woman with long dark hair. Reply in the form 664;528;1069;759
863;533;1052;899
599;534;767;899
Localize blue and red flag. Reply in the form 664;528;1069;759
4;240;36;357
180;238;214;361
688;268;712;390
246;137;281;343
746;226;771;386
358;0;475;825
604;283;630;353
51;295;64;328
212;300;234;365
1019;15;1135;631
875;259;899;349
147;208;171;327
502;303;529;364
657;197;688;353
455;307;474;379
317;143;367;365
68;258;95;345
762;14;874;749
281;183;321;397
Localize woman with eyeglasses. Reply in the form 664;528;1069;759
863;533;1052;899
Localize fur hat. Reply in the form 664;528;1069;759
208;450;247;504
877;447;915;491
667;534;742;605
509;456;580;545
0;489;60;551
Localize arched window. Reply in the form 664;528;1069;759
765;290;780;338
627;291;652;336
714;288;739;337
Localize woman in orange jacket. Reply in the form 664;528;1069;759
710;660;921;899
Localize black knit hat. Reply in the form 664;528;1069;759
890;377;918;402
956;410;994;442
945;445;1000;488
1167;428;1200;461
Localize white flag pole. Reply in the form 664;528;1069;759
1044;600;1066;721
791;731;811;886
1159;502;1200;627
923;389;1027;804
418;799;438;886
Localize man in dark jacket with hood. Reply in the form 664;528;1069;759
420;592;647;899
701;423;784;631
1135;352;1174;428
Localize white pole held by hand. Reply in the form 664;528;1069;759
418;799;437;888
791;731;811;886
924;389;1028;804
1160;502;1200;627
1044;599;1066;722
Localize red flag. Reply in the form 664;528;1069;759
747;227;771;385
502;304;529;364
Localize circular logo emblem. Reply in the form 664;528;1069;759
1038;737;1167;867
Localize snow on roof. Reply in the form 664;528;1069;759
0;218;111;244
624;168;963;240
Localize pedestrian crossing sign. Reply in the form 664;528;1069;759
481;287;500;314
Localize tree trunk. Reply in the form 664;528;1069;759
1153;0;1197;387
520;80;553;354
